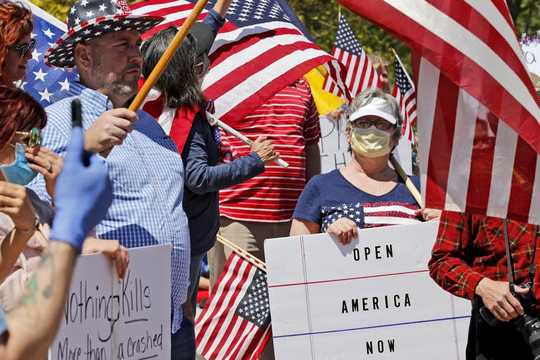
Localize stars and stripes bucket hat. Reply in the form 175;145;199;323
45;0;164;68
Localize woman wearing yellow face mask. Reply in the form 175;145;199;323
290;88;439;244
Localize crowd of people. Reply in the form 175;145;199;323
0;0;538;359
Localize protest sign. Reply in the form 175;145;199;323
265;222;470;359
318;116;413;175
49;245;171;360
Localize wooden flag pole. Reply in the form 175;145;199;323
216;234;267;271
129;0;209;112
390;154;424;208
206;111;290;168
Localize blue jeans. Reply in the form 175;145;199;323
171;253;205;360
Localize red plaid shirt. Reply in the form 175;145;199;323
429;211;540;309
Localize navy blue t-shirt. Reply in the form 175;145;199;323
293;170;421;231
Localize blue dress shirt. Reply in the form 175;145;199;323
29;86;190;334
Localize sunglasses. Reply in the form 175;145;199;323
352;119;395;131
14;128;42;147
9;39;36;58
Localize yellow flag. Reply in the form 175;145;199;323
304;65;346;115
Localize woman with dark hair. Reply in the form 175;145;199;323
0;1;34;85
142;17;277;359
0;86;129;310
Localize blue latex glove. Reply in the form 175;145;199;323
50;127;113;252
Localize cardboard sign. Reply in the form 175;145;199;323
49;245;171;360
265;222;471;359
318;116;413;175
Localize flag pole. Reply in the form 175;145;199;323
390;48;415;90
206;111;289;168
390;154;424;208
216;234;267;271
129;0;210;112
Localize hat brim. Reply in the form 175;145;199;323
45;14;164;68
348;106;398;125
188;22;215;57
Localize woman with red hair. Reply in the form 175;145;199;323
0;87;129;310
0;1;34;85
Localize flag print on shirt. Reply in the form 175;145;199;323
321;201;420;232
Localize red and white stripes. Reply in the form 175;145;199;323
339;0;540;223
195;254;271;360
130;0;333;125
417;57;540;224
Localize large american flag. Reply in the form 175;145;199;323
195;253;271;360
19;1;83;107
340;0;540;224
322;14;379;101
130;0;333;126
392;55;417;144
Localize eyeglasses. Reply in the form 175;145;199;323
13;128;42;147
351;118;395;131
9;39;36;58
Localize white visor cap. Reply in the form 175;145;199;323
348;97;398;125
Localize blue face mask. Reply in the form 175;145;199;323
0;143;38;185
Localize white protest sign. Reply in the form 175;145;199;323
318;115;351;173
265;222;471;359
522;36;540;76
318;116;413;175
49;245;171;360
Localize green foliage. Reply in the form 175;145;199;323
289;1;408;62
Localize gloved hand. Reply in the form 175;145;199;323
50;127;113;252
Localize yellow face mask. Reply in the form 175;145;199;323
350;127;392;158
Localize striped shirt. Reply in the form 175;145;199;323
28;87;190;334
293;169;421;230
219;79;320;222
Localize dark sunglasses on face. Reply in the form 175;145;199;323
9;38;36;58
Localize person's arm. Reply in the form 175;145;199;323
290;219;320;236
82;237;129;279
0;182;38;282
183;118;268;195
428;212;527;322
289;176;322;235
212;0;232;17
203;0;232;35
428;211;485;300
0;242;77;359
0;125;113;359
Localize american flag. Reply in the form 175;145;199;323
19;1;83;107
130;0;333;127
339;0;540;224
195;253;271;360
391;55;417;144
322;14;379;101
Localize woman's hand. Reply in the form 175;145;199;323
416;208;442;221
327;217;358;245
0;181;36;230
82;238;129;279
25;147;63;199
